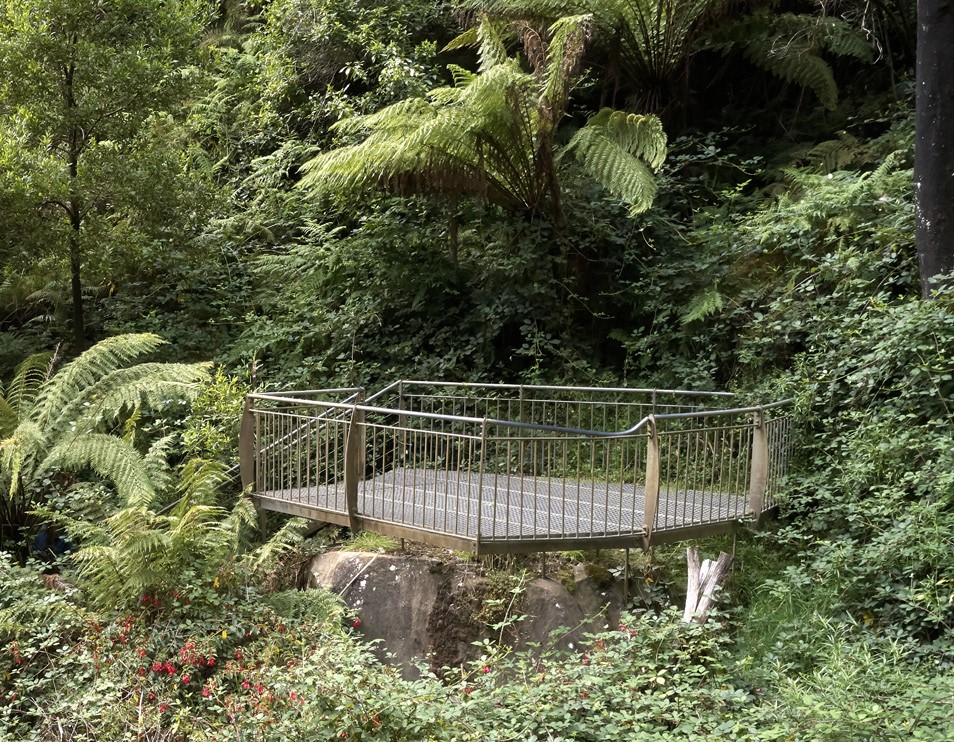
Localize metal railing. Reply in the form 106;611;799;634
241;382;792;553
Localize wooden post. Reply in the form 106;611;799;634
748;408;768;520
643;416;660;548
683;547;732;624
344;401;365;534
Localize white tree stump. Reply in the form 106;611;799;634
683;547;732;624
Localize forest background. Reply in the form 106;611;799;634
1;0;953;739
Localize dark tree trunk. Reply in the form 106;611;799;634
915;0;954;297
65;54;85;352
69;219;83;354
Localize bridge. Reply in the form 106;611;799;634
240;381;792;554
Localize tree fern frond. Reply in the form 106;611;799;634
50;363;210;437
813;15;873;62
542;14;591;112
744;33;838;109
176;458;230;507
443;25;480;53
565;108;667;214
1;420;46;498
0;396;17;438
32;334;167;429
41;433;156;506
447;64;478;89
144;434;177;495
710;11;871;111
801;132;865;172
477;16;512;71
241;516;307;577
5;351;53;419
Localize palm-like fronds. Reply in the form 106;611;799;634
706;12;873;111
0;334;210;545
473;0;728;112
564;108;667;214
300;13;667;220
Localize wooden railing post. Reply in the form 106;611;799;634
344;394;365;533
239;397;255;491
643;415;660;547
748;408;768;520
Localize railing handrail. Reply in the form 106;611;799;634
248;393;792;439
396;379;737;398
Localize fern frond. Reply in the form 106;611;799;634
477;16;512;71
1;420;46;498
443;25;480;52
681;285;725;324
542;14;591;111
813;16;873;61
447;64;478;88
802;132;864;172
565;108;667;214
32;334;167;430
41;433;156;506
49;362;210;438
176;458;230;507
0;396;17;438
242;515;307;576
710;12;871;111
5;351;53;419
144;434;177;496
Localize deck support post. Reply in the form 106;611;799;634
344;397;366;534
643;416;660;548
240;398;267;536
748;408;768;520
239;397;256;492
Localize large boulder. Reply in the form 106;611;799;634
305;551;626;678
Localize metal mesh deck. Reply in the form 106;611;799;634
260;466;746;542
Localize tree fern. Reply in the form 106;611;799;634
31;333;169;430
300;13;666;221
681;284;725;324
707;12;872;111
0;334;210;548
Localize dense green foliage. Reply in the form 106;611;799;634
2;0;952;739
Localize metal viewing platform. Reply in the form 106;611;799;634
240;382;792;554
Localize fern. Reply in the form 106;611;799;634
565;108;667;214
707;12;872;111
300;16;667;220
0;334;210;542
31;333;168;430
681;284;725;324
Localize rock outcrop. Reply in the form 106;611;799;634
305;551;626;678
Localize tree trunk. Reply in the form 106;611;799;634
915;0;954;297
65;55;85;353
69;226;83;354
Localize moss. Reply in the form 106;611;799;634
583;562;615;589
